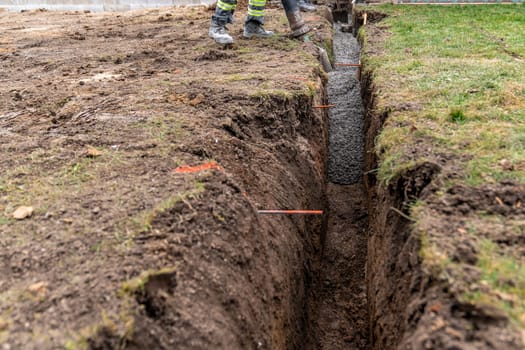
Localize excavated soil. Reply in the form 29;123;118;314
0;7;335;349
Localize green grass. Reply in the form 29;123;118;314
361;3;525;331
124;180;206;239
361;4;525;185
463;239;525;327
119;267;177;296
216;73;264;83
63;307;134;350
137;114;187;144
419;229;452;275
0;217;11;225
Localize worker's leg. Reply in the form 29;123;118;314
243;0;274;38
281;0;310;37
298;0;316;12
213;0;237;24
209;0;237;44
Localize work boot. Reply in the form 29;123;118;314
209;22;234;44
298;0;316;12
243;21;274;39
285;9;311;37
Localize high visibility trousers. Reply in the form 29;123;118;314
212;0;267;25
247;0;267;24
212;0;237;24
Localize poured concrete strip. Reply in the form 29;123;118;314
328;23;365;185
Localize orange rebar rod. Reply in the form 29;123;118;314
257;210;324;215
335;63;361;67
313;105;335;109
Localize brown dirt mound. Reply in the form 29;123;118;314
0;7;332;349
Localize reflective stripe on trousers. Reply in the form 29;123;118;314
212;0;266;25
217;0;237;11
212;0;236;25
247;0;266;23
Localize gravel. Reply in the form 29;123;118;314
328;23;365;185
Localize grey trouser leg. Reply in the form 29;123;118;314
245;0;266;25
212;0;237;24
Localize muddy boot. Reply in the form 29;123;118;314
285;9;311;37
243;21;274;39
209;21;234;44
298;0;316;12
282;0;311;37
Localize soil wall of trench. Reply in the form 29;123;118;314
81;9;514;349
355;9;455;349
129;13;434;349
86;78;331;349
84;9;503;349
2;7;465;349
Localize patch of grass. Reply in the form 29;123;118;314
64;338;88;350
377;152;416;186
463;239;525;327
419;230;451;276
362;4;525;186
126;181;206;237
0;216;12;226
119;267;177;296
194;181;205;193
68;262;176;348
449;107;466;123
135;114;187;145
249;88;294;100
236;47;254;54
305;80;317;97
66;307;134;350
219;73;262;83
63;160;94;185
324;38;334;64
130;196;178;233
1;144;127;214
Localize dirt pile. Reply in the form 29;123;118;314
0;7;334;349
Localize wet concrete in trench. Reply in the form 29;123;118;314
327;23;364;185
306;22;370;349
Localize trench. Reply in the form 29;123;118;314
304;15;370;349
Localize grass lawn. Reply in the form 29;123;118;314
360;3;525;329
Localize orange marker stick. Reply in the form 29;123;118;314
257;210;323;215
335;63;361;67
174;161;223;174
313;105;335;109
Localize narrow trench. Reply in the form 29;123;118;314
305;14;370;349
